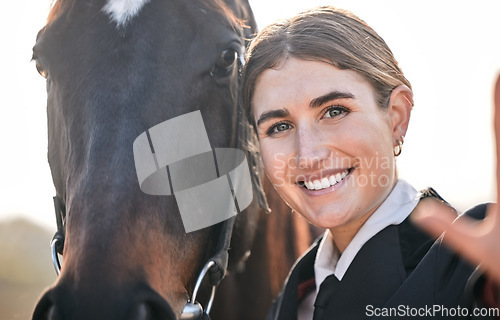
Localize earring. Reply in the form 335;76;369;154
393;136;404;157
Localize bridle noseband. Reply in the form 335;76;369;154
49;195;236;320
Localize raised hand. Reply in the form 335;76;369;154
412;74;500;285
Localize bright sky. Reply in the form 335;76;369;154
1;0;499;231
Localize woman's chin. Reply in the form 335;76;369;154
302;209;354;230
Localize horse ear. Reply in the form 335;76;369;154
223;0;258;36
238;0;258;34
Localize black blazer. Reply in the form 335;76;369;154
267;202;494;320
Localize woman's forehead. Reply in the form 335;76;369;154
253;59;371;105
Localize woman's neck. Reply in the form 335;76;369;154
328;210;373;254
329;179;399;254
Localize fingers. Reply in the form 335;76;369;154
412;199;486;266
411;74;500;285
411;198;456;238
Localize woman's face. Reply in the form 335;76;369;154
252;58;406;231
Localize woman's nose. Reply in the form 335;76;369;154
294;126;330;169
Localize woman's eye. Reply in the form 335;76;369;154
323;106;349;119
268;122;292;135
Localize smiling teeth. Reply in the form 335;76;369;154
304;170;349;190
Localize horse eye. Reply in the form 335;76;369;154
211;48;238;77
36;61;48;79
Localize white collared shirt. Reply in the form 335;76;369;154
298;179;419;320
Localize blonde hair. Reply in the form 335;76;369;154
242;6;412;119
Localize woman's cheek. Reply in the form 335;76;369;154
262;144;288;185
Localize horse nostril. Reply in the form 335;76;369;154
32;305;55;320
46;306;57;320
32;291;56;320
34;286;177;320
134;303;148;320
130;299;177;320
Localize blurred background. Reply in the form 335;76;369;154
1;0;499;318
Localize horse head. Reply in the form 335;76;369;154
31;0;268;319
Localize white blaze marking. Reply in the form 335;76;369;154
102;0;150;27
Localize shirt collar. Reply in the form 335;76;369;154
314;179;419;288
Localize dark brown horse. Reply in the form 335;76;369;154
31;0;316;319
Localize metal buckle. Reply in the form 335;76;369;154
51;237;62;276
181;260;217;320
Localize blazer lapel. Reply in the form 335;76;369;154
319;224;407;320
274;241;319;320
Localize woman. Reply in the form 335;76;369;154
242;6;499;320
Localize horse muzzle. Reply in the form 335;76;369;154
32;283;178;320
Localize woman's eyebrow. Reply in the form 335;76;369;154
256;91;353;127
257;108;290;127
309;91;354;109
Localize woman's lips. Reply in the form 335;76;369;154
296;168;353;194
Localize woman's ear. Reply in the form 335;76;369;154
387;84;413;140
